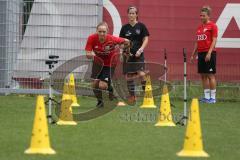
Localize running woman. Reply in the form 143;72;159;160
119;6;150;105
190;6;218;103
85;22;130;107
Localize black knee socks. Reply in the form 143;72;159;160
141;80;146;91
93;88;102;102
127;80;135;96
108;84;113;93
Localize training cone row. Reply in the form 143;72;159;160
140;75;157;108
56;73;79;125
57;82;77;125
155;84;175;127
25;95;56;155
177;98;209;157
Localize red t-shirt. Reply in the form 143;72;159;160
85;34;125;66
196;21;218;52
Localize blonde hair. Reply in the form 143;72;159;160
96;21;109;31
201;5;212;16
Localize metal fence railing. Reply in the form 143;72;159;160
0;0;102;94
0;0;239;101
0;0;21;89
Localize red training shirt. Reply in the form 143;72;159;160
196;21;218;53
85;34;125;66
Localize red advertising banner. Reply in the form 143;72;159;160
103;0;240;82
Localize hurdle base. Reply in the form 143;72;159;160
177;150;209;157
56;120;77;125
155;121;176;127
71;103;80;107
140;105;157;109
25;148;56;154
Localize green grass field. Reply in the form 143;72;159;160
0;95;240;160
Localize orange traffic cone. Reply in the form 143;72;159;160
25;95;56;154
177;98;209;157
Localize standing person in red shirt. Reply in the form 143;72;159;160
85;22;130;107
191;6;218;103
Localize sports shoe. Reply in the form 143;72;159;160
208;98;216;104
127;95;137;105
96;100;104;108
199;98;210;103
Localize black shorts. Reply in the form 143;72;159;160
91;65;115;84
123;56;145;75
198;51;216;74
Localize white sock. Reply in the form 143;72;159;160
210;89;216;99
204;89;210;99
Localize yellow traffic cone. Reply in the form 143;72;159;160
177;98;209;157
25;95;56;154
117;101;126;106
57;83;77;125
140;75;156;108
68;73;80;107
155;85;175;126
